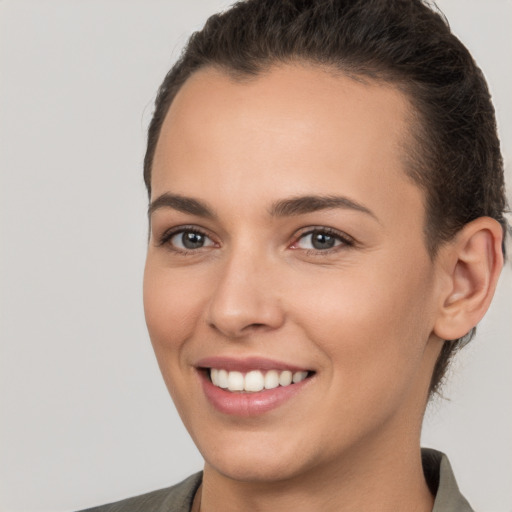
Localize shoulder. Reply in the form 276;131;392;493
77;472;202;512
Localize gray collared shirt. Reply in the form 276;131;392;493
79;448;474;512
423;449;474;512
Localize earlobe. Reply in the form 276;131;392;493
434;217;504;341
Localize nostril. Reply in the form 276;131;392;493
240;322;276;334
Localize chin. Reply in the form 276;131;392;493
207;455;307;484
197;431;315;483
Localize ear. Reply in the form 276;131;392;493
434;217;504;341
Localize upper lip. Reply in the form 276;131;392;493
194;356;312;373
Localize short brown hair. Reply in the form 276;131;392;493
143;0;509;396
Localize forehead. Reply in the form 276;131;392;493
152;63;424;229
159;64;412;156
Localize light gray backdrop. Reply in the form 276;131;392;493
1;1;511;511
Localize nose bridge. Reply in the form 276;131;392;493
206;239;284;338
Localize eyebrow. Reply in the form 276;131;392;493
148;192;378;222
148;193;216;218
269;195;378;221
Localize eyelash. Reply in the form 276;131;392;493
157;226;355;255
158;225;217;254
290;227;355;256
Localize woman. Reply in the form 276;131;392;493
82;0;508;510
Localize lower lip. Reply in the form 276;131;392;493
199;371;311;417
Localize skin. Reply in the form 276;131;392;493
143;64;503;511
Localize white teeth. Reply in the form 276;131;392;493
293;371;308;383
264;370;279;389
245;370;265;392
279;370;293;386
227;371;245;391
217;369;229;388
209;368;310;392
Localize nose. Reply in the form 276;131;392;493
206;247;285;339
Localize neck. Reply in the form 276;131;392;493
198;435;434;512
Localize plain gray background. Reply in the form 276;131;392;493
1;1;511;511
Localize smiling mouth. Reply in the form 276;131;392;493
206;368;314;393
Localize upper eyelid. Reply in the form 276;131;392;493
157;225;216;246
292;226;355;243
155;224;355;248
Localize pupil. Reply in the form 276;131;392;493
312;231;335;250
182;232;204;249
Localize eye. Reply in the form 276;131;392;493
160;228;216;251
292;228;353;251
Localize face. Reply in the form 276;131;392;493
144;64;444;483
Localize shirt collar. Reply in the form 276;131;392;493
422;448;474;512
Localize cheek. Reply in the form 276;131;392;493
142;260;212;422
290;255;436;395
143;260;207;360
294;261;430;336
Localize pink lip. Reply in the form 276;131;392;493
195;356;309;373
199;373;311;416
195;357;314;417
